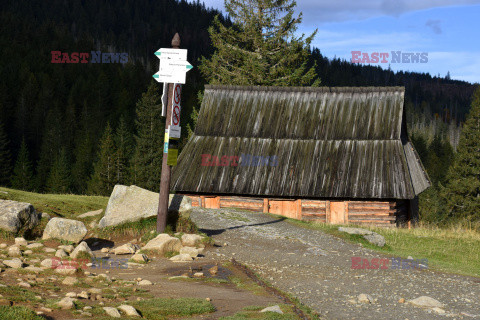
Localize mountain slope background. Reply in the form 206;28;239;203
0;0;477;197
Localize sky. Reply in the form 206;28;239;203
192;0;480;84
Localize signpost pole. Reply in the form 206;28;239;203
156;33;181;233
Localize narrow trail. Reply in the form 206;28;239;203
193;207;480;319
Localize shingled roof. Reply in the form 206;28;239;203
171;85;430;199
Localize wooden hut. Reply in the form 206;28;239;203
171;85;430;227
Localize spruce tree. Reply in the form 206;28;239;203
115;117;133;185
87;123;116;196
0;121;11;186
11;138;34;191
442;87;480;221
132;82;164;191
199;0;319;86
46;148;71;193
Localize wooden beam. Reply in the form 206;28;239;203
263;198;269;213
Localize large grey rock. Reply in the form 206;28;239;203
338;227;386;247
42;218;88;243
408;296;444;308
3;258;23;269
98;185;191;228
103;307;121;318
0;200;38;233
70;241;94;259
181;234;204;247
338;227;373;235
363;233;386;247
260;305;283;314
169;253;193;262
113;243;138;255
118;305;141;317
142;233;182;254
78;209;103;218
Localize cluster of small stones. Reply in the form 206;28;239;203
0;232;208;318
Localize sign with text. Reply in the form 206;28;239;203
153;48;192;84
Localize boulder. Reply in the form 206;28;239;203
43;218;88;243
180;246;200;258
142;233;182;255
98;185;191;228
55;249;68;258
130;253;148;263
78;209;103;218
0;200;39;233
70;241;94;259
169;254;193;262
181;234;204;248
118;305;141;317
260;305;283;314
58;245;74;253
103;307;121;318
3;258;23;269
14;237;28;246
7;246;22;257
338;227;373;235
407;296;444;308
358;293;374;304
62;277;78;286
40;258;54;268
26;243;44;249
57;297;75;310
24;266;43;273
363;233;386;247
113;243;138;255
138;279;153;286
338;227;386;247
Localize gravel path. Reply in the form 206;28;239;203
193;207;480;320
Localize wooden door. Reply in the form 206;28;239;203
329;201;346;224
269;200;298;219
204;196;220;209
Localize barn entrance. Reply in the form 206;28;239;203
329;201;346;224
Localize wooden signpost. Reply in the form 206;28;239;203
153;33;192;233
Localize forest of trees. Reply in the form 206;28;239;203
0;0;478;224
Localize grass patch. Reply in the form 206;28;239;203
130;297;215;319
163;251;179;258
0;306;45;320
0;285;42;303
0;187;107;219
287;218;480;277
220;304;299;319
97;216;157;239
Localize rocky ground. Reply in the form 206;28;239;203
190;207;480;320
0;234;291;319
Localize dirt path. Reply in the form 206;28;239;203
192;207;480;320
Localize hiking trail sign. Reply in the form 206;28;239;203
153;48;192;84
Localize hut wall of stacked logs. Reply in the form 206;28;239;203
172;85;431;228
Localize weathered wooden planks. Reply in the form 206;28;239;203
180;194;407;228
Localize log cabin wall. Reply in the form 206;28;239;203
181;194;407;227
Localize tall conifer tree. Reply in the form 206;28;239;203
0;121;11;186
442;87;480;221
199;0;319;86
115;116;133;185
11;138;34;191
87;123;116;195
131;83;164;191
46;148;71;193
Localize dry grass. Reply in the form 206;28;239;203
289;218;480;278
